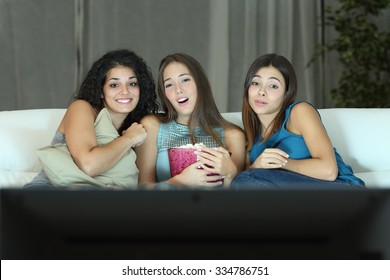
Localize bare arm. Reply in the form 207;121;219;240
59;100;146;177
281;102;338;180
134;114;160;187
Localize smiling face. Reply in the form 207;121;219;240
248;66;286;120
102;66;140;124
162;62;198;125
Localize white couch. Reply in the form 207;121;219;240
1;108;389;188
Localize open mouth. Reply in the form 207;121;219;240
177;97;189;104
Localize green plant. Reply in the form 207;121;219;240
312;0;390;107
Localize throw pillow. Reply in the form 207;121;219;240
37;108;138;188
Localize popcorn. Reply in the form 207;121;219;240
174;143;205;149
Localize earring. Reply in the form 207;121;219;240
100;94;104;99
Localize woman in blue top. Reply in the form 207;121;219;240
231;53;365;189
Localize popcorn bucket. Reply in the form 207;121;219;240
168;148;198;177
168;146;224;184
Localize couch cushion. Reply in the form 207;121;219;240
0;170;38;188
355;171;390;189
0;109;65;172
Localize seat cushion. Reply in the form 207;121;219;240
355;171;390;188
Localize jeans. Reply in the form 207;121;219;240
231;169;364;190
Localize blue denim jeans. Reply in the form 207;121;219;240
231;169;363;190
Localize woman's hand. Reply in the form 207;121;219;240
192;146;238;187
251;148;289;169
122;122;147;148
196;146;236;176
171;161;224;188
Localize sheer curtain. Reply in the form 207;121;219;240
2;0;387;112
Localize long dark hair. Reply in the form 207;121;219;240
242;53;297;151
75;49;158;132
157;52;225;146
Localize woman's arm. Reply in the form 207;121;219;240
134;114;160;187
282;102;338;180
222;124;246;185
59;100;146;177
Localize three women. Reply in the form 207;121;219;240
27;49;364;189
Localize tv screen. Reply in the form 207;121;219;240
1;188;389;259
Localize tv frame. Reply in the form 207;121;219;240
1;188;389;259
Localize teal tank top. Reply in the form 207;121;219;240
249;101;364;186
156;121;225;182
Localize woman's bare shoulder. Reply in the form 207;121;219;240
67;99;94;111
291;102;318;117
140;113;162;128
59;100;96;132
290;102;322;133
64;100;97;119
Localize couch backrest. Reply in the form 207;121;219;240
1;108;389;175
318;108;390;173
222;109;390;173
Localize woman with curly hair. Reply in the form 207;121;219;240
25;49;158;189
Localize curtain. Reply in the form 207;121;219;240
1;0;389;112
0;0;78;110
226;0;325;111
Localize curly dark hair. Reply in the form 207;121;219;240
75;49;159;132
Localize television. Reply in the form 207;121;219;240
1;188;389;259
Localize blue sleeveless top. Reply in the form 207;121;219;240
249;102;364;186
156;121;225;182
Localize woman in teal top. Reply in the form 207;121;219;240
135;52;246;188
231;54;364;189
